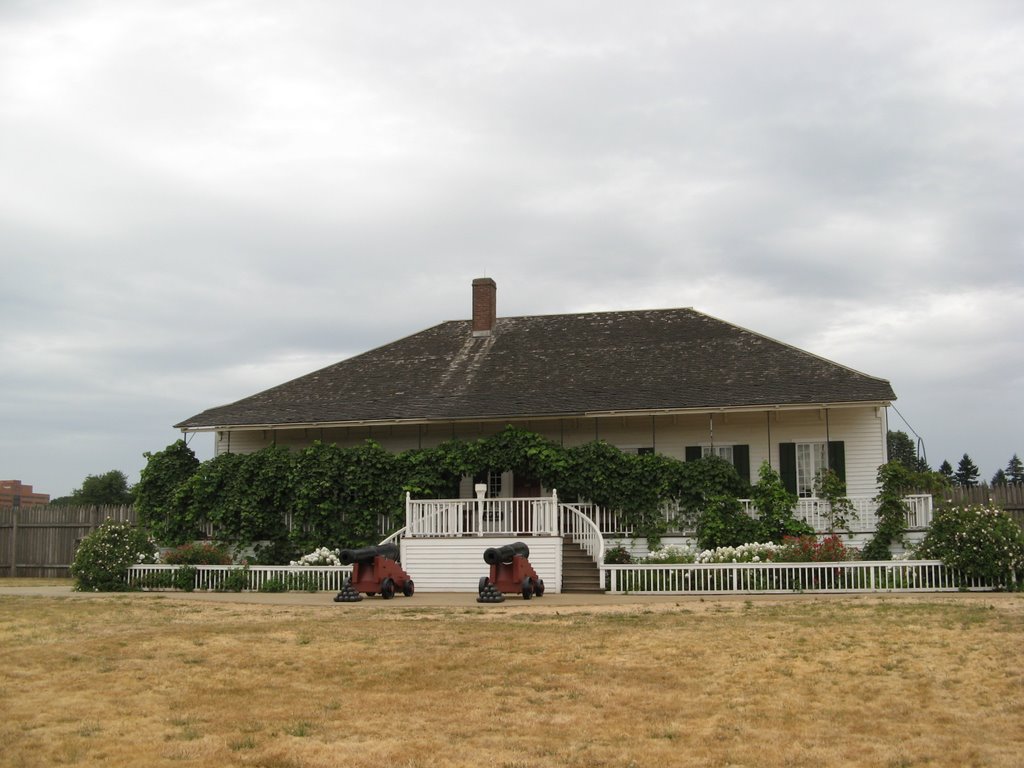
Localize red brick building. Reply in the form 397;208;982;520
0;480;50;509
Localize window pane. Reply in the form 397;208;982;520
796;442;826;497
488;471;502;497
701;445;734;462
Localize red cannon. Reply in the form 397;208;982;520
477;541;545;603
333;544;414;602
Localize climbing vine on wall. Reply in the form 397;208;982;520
134;426;750;557
861;461;913;560
135;440;201;546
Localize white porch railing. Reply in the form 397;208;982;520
738;494;933;532
401;493;934;538
128;564;353;592
568;503;637;537
602;559;1001;595
405;492;559;537
559;503;606;565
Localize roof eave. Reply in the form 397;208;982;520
177;398;894;433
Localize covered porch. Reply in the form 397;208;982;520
399;491;935;541
391;491;934;593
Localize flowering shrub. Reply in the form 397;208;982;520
641;540;860;565
916;504;1024;584
694;542;783;564
162;541;232;565
780;535;854;563
290;547;342;567
604;546;633;564
643;545;698;564
71;520;159;592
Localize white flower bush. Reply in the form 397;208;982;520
643;541;785;564
644;544;699;563
290;547;342;567
70;520;160;591
916;504;1024;584
694;542;784;564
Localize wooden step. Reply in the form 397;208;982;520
560;537;604;593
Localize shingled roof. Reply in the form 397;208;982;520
176;306;895;430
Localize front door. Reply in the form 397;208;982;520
513;475;541;497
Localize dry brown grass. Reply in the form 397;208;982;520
0;578;74;587
1;593;1022;768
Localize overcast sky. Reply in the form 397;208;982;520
2;1;1022;497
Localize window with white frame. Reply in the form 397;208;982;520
702;445;734;463
796;442;828;497
487;470;503;498
472;470;504;497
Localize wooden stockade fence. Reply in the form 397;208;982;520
944;484;1024;507
0;505;136;578
941;485;1024;527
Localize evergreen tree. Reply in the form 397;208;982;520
954;453;980;487
991;468;1008;486
939;460;954;483
886;430;929;472
1006;454;1024;486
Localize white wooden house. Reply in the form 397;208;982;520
177;278;912;592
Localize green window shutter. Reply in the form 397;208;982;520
685;446;702;462
828;441;846;482
779;443;797;494
733;444;750;484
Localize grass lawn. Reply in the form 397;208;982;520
1;591;1022;767
0;578;74;588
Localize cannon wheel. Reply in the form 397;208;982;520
521;576;533;600
478;576;489;595
402;579;415;597
380;578;396;600
534;579;545;597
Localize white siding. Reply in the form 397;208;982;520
765;406;886;498
605;536;694;560
211;406;887;497
400;536;562;593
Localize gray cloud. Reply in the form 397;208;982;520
2;0;1022;495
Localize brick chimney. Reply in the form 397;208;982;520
472;277;496;336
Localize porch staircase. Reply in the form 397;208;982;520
561;536;604;593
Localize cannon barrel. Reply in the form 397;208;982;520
339;543;400;566
483;541;530;566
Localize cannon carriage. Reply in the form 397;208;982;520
477;541;545;603
333;544;414;602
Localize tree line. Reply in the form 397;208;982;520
887;430;1022;488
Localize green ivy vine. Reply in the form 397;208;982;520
861;461;913;560
135;426;750;556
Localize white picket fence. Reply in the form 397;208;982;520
127;559;1010;596
601;559;1003;595
128;564;352;592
